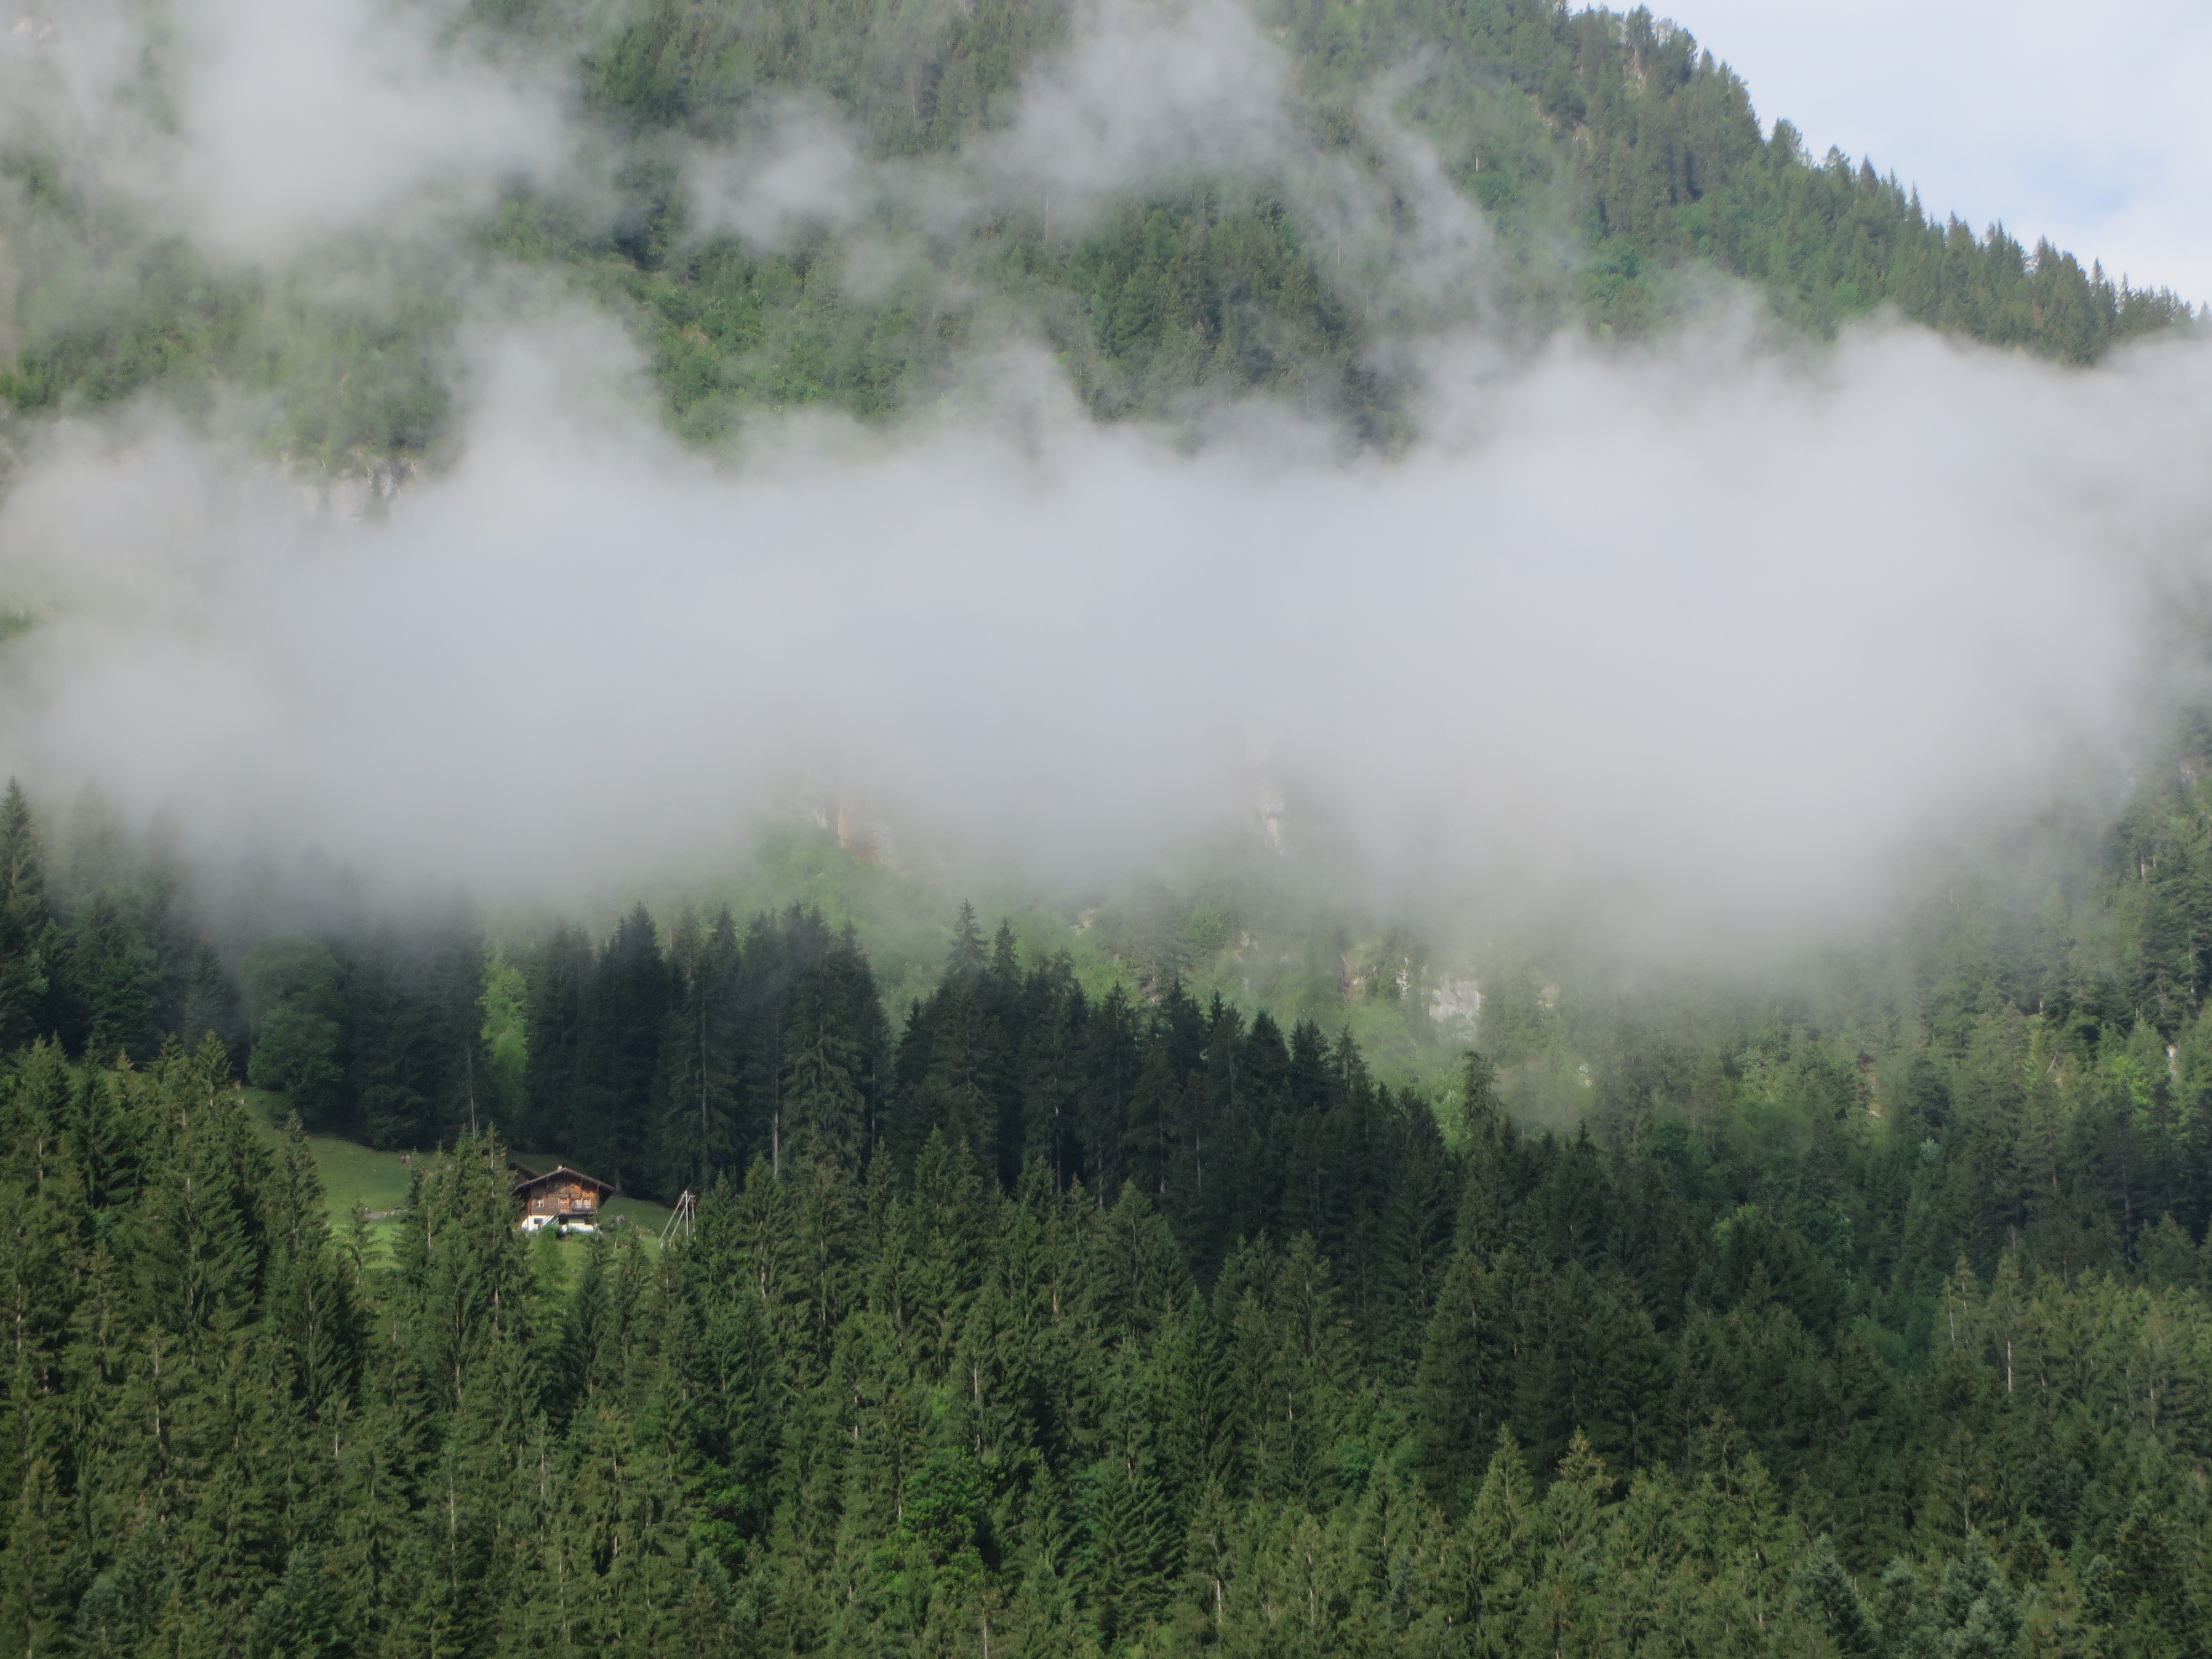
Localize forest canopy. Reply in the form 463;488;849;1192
8;746;2212;1653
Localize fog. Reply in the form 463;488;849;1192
2;0;2209;956
1;0;567;261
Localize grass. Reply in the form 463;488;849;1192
242;1089;416;1261
243;1092;418;1214
603;1195;675;1234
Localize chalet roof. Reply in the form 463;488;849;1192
510;1164;615;1199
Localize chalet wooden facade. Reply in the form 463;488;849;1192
510;1161;615;1222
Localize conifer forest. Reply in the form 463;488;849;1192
0;0;2193;462
6;0;2212;1654
10;754;2212;1657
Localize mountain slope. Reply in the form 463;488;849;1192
0;0;2193;467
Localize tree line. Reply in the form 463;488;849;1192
1275;0;2193;357
0;781;243;1075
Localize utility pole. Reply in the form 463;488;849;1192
661;1190;696;1246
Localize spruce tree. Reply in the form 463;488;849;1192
945;902;987;984
651;904;742;1192
67;893;161;1065
780;970;866;1179
577;905;671;1190
0;780;59;1051
520;924;592;1155
1415;1249;1517;1515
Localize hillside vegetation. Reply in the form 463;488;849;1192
7;3;2212;1653
0;0;2193;468
11;733;2212;1651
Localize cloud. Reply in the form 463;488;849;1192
686;98;872;252
676;0;1305;254
3;0;2210;966
670;0;1497;351
2;303;2206;956
978;0;1297;206
2;0;567;264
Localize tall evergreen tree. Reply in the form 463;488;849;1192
521;924;593;1153
0;780;59;1052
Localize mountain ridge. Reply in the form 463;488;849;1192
0;0;2194;473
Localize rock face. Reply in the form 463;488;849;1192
781;780;900;870
1428;977;1481;1029
1256;787;1286;853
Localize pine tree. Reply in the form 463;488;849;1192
1076;1439;1176;1644
1375;1089;1459;1382
1794;1536;1881;1655
1076;987;1141;1196
781;968;867;1179
945;902;987;984
1415;1249;1517;1515
243;937;347;1129
130;1065;267;1344
0;1381;76;1659
68;893;161;1065
1156;1293;1237;1505
261;1117;366;1415
390;1134;537;1410
243;1548;346;1659
904;983;1005;1183
179;942;247;1065
1459;1428;1536;1639
521;924;593;1154
0;780;60;1052
651;905;742;1192
1119;1037;1174;1199
577;905;671;1191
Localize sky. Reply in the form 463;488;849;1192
1677;0;2212;304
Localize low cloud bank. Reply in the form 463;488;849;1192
2;307;2206;953
3;0;2210;958
2;0;566;262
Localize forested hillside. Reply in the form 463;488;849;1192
5;3;2212;1648
0;0;2194;468
10;743;2212;1653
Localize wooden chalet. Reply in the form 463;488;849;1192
510;1160;615;1223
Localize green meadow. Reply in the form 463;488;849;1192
243;1090;670;1265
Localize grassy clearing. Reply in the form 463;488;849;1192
603;1195;675;1234
242;1089;419;1261
240;1102;669;1262
242;1088;420;1216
